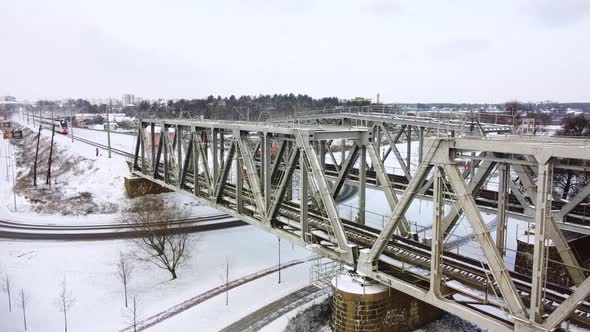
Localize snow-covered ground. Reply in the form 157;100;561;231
0;226;313;332
2;117;219;225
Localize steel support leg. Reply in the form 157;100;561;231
530;162;552;323
496;163;509;255
406;125;412;172
418;127;424;164
359;144;366;225
263;133;272;212
430;166;444;296
300;150;309;240
212;129;219;181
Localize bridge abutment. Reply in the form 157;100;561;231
124;175;172;198
331;274;442;332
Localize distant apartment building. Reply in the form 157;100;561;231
122;94;135;106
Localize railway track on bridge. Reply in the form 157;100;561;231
207;182;590;328
277;201;590;328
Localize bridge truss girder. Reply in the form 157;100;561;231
133;120;590;332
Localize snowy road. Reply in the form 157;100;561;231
219;284;328;332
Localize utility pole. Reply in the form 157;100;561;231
106;100;112;158
46;111;55;186
33;125;41;187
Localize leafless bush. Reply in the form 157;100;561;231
55;277;76;332
123;295;141;332
17;289;27;331
1;273;11;312
121;196;196;279
116;251;135;307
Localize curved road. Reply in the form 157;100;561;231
0;214;246;240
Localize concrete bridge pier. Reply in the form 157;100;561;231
124;175;172;198
331;274;442;332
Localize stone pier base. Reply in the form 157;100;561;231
124;176;172;198
331;274;441;332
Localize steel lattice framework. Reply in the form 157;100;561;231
132;118;590;332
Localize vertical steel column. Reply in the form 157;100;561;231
263;133;272;212
375;125;382;160
212;128;219;181
406;125;412;171
192;127;199;196
359;144;367;225
285;141;293;201
163;124;169;183
236;149;244;213
430;166;444;296
319;140;327;170
341;139;345;168
375;125;381;186
496;163;509;255
233;130;243;213
418;127;424;164
300;149;309;240
176;125;182;187
530;161;552;323
219;130;225;170
150;123;156;171
140;122;146;173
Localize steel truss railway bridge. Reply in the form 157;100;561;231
130;112;590;332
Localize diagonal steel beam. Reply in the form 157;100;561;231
366;139;440;263
180;138;193;189
237;136;266;217
441;160;497;235
326;139;341;172
542;274;590;330
214;141;236;203
268;148;300;221
443;163;528;320
366;142;411;236
380;124;411;181
330;143;360;200
153;130;164;179
270;140;287;180
196;133;213;194
555;181;590;220
509;179;533;212
513;163;537;200
546;215;586;286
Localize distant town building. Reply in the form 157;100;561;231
0;96;17;103
122;94;136;106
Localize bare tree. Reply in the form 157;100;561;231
218;257;230;306
55;277;76;332
121;196;195;280
116;251;135;308
1;273;11;312
17;289;27;331
123;295;141;332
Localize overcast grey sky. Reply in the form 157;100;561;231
1;0;589;103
